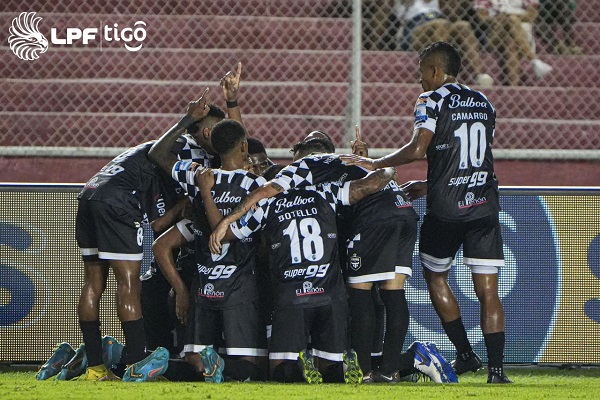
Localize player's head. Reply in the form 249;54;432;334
186;104;226;151
247;137;272;175
304;130;335;152
210;119;248;162
262;164;284;180
291;138;332;161
418;41;461;92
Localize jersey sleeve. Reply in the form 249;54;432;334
270;159;313;192
414;92;438;133
230;199;269;240
336;181;352;206
315;183;342;211
171;160;199;199
175;218;194;243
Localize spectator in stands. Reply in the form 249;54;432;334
536;0;582;55
440;0;488;46
474;0;553;85
394;0;494;87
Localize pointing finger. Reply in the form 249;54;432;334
197;87;210;102
355;125;361;142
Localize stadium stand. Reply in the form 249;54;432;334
0;0;598;182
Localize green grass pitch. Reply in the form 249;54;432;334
1;367;600;400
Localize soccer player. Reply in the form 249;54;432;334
149;112;269;382
247;137;274;176
76;142;173;381
207;138;399;383
210;137;457;384
341;41;511;384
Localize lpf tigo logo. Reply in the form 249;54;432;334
8;12;147;61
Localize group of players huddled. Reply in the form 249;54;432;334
37;42;511;385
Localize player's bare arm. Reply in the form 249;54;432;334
341;127;433;169
152;226;191;324
148;87;211;174
209;181;283;254
347;167;397;204
149;197;190;233
221;62;243;125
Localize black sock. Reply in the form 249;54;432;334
398;348;416;375
161;358;203;381
79;320;103;367
379;289;409;374
121;319;147;364
271;361;304;382
484;331;505;371
372;303;385;357
224;358;265;381
322;362;344;383
442;317;472;357
348;288;375;373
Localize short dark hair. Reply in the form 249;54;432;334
292;138;332;158
247;137;267;155
306;130;335;152
419;41;461;77
187;103;226;134
210;119;247;155
262;164;284;180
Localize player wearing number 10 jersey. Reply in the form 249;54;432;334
340;41;510;384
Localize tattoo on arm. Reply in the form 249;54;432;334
348;169;391;204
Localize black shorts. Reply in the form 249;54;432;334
345;219;417;283
75;199;144;261
269;301;348;362
419;213;504;273
183;296;268;357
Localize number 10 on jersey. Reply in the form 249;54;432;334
454;122;488;169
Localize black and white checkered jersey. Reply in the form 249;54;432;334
271;153;417;227
170;134;217;196
230;183;347;309
415;82;500;221
79;141;164;213
179;166;267;309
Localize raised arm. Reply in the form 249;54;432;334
221;62;243;125
148;87;211;174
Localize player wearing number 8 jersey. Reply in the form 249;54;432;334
340;41;511;384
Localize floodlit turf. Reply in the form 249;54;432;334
1;367;600;399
